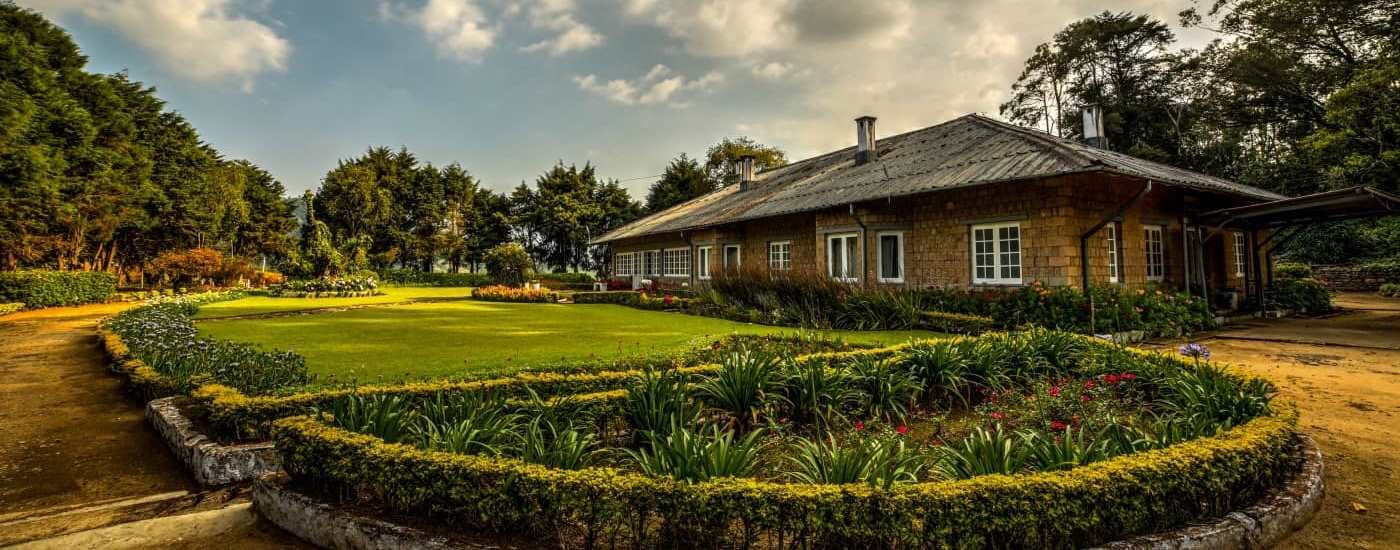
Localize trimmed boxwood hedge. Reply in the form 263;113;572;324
0;270;116;308
273;405;1297;549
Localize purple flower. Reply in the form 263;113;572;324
1178;342;1211;360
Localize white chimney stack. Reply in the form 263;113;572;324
855;115;878;165
737;155;756;191
1082;105;1105;148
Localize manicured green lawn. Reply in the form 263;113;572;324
193;286;474;319
196;300;940;383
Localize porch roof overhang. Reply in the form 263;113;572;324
1199;186;1400;229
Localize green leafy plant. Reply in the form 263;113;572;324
624;368;700;440
901;340;974;407
413;392;523;456
778;359;859;433
625;424;764;483
1158;363;1273;428
847;354;920;422
694;347;783;431
520;416;597;469
788;434;926;489
323;393;419;444
935;425;1027;479
1021;427;1110;471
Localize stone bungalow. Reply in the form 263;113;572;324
591;114;1288;303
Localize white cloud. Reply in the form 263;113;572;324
21;0;289;92
574;64;723;106
751;61;794;80
518;0;603;56
381;0;497;62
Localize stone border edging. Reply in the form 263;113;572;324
1094;435;1325;550
146;396;281;487
253;474;499;549
254;438;1323;550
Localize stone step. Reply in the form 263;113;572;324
0;486;247;546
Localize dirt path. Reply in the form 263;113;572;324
0;303;195;515
1155;293;1400;549
0;304;308;548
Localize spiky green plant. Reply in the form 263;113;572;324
934;425;1027;479
520;415;597;470
624;368;700;441
788;435;925;489
1021;428;1109;471
1158;363;1273;427
901;340;974;407
694;347;783;431
412;392;522;456
847;354;920;422
778;359;859;434
625;423;765;483
323;393;418;444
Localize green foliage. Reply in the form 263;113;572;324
375;269;493;287
777;359;859;434
471;285;555;303
1273;262;1313;280
918;310;996;334
625;424;765;483
645;153;714;213
624;368;700;440
323;393;418;444
1158;363;1274;428
847;355;920;422
935;425;1027;479
484;243;534;286
788;434;926;489
520;416;597;470
1021;427;1112;471
694;347;783;431
0;270;115;308
1265;278;1333;313
703;136;787;187
1379;283;1400;298
901;340;974;407
0;302;22;316
414;392;523;456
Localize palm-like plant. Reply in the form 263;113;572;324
413;392;522;456
779;359;859;434
935;425;1026;479
624;368;700;441
625;423;765;483
520;415;597;469
694;347;783;431
323;393;419;444
847;354;920;422
788;435;925;489
1158;363;1273;427
1021;428;1109;471
902;340;974;407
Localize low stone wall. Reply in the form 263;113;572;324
1095;435;1325;550
253;474;499;549
1313;264;1400;291
146;396;280;486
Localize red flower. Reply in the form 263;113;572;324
896;424;909;435
1120;372;1136;380
1081;394;1093;402
1048;386;1062;397
1050;420;1067;431
1083;380;1096;390
990;411;1005;420
663;294;675;305
854;420;865;431
1104;374;1121;384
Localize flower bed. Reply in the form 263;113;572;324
267;275;379;298
101;291;310;399
270;333;1298;548
472;285;557;303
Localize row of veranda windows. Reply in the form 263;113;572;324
611;222;1237;285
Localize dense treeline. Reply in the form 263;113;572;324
0;3;297;278
1001;1;1399;263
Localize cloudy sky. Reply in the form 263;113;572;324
20;0;1214;197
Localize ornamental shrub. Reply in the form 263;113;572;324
1379;283;1400;298
376;269;493;287
0;270;116;308
148;247;225;287
918;311;995;334
1274;261;1313;280
1265;278;1333;313
0;302;23;316
484;243;534;286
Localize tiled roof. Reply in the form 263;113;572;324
593;114;1285;244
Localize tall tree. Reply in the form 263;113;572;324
703;137;787;187
645;153;713;213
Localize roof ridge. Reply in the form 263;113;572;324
962;113;1098;169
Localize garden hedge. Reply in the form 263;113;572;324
376;269;493;287
0;270;116;308
273;404;1298;549
0;302;23;316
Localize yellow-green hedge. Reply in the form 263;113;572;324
273;405;1298;548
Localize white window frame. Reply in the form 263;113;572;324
1144;225;1165;282
697;246;712;280
1232;232;1247;278
827;232;860;282
663;247;690;277
876;231;905;283
1106;222;1120;284
722;244;742;271
643;249;661;277
970;222;1022;285
768;241;792;271
614;252;631;276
